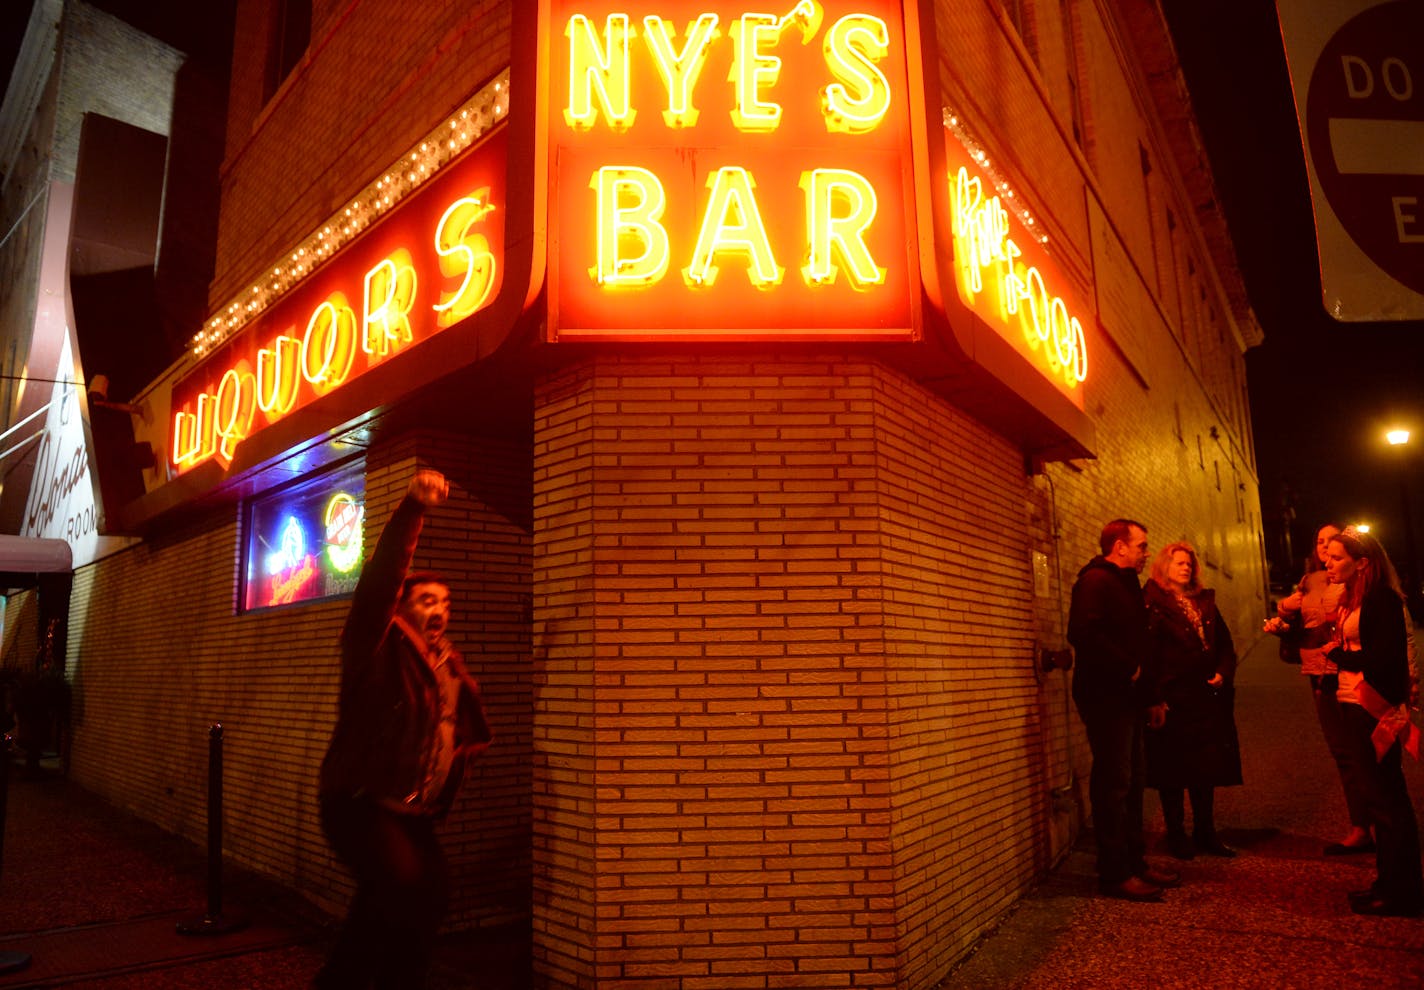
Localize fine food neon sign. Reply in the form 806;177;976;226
169;128;509;473
550;1;916;339
944;135;1088;402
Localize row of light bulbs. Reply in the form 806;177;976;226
943;106;1050;247
191;69;512;358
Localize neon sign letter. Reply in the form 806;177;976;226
643;14;720;129
729;3;821;133
592;166;670;286
565;13;635;131
301;296;359;391
684;166;783;289
214;367;256;462
363;250;418;358
821;15;891;134
800;167;884;289
256;335;301;416
433;190;498;326
172;393;217;468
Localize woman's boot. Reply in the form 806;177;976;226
1160;788;1194;859
1191;786;1235;857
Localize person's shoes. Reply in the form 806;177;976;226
1099;876;1163;902
1166;830;1195;860
1137;865;1181;888
1194;834;1236;858
1324;839;1375;856
1350;895;1423;917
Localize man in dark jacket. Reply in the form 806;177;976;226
1068;518;1176;902
316;469;493;989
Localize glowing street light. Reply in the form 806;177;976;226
1354;523;1372;534
1385;427;1421;619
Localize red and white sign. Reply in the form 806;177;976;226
1279;0;1424;321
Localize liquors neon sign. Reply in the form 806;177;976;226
169;129;509;473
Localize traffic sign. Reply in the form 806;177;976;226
1279;0;1424;321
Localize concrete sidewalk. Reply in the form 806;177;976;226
937;630;1424;990
0;760;527;988
2;629;1421;988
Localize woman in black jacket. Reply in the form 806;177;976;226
1144;542;1242;860
1324;529;1422;917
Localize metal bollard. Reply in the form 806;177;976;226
177;723;247;935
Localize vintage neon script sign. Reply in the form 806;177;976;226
947;146;1088;400
550;1;915;338
169;129;509;473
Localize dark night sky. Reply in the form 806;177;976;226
3;0;1420;578
1162;0;1424;583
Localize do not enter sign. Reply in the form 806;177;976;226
1281;0;1424;320
1307;1;1424;295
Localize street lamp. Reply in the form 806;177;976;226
1385;428;1421;621
1354;523;1372;534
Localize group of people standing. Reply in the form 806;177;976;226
1068;519;1242;903
1267;522;1422;917
1068;517;1421;916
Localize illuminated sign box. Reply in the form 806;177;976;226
548;1;918;340
169;127;510;474
942;127;1088;408
242;460;365;612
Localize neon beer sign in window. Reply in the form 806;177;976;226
169;128;509;474
549;1;917;339
243;462;365;612
944;134;1089;406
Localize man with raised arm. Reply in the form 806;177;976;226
315;469;492;989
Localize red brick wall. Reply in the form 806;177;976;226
55;430;532;928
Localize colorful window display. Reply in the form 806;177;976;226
242;461;366;612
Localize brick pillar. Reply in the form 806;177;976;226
531;352;1048;988
532;353;904;988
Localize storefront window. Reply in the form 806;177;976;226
242;460;365;612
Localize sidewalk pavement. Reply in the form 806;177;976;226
0;759;527;988
2;629;1422;989
936;628;1424;990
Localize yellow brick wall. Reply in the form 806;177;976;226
524;326;1263;988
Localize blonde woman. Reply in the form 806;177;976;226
1143;542;1242;860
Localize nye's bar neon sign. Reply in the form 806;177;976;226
549;1;916;339
169;129;509;473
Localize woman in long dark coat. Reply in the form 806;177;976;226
1144;542;1243;859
